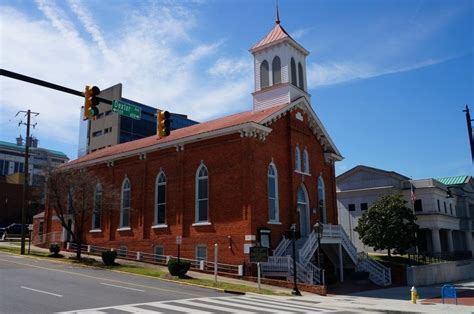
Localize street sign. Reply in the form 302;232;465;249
112;100;141;120
176;235;182;245
249;247;269;263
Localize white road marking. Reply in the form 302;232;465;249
115;305;162;313
20;286;63;297
100;282;145;292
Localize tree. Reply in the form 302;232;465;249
354;194;418;258
46;168;117;259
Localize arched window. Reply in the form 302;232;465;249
155;171;166;225
260;60;269;89
92;183;102;230
268;163;279;222
120;178;131;228
196;164;209;223
318;176;326;223
298;62;304;90
295;145;301;171
297;184;310;236
303;148;309;173
272;56;281;85
291;58;297;86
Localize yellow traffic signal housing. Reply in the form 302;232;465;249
83;85;101;120
157;110;171;138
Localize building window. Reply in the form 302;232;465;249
14;162;24;173
268;163;279;222
0;160;10;176
303;148;309;173
105;110;112;116
295;145;301;171
348;204;356;212
196;244;207;261
272;56;281;85
444;201;447;213
449;203;453;215
155;171;166;225
291;57;297;86
414;199;423;212
92;130;102;137
92;183;102;230
437;199;441;212
195;164;209;223
298;62;304;90
361;203;368;211
318;176;326;223
120;178;131;227
260;60;269;88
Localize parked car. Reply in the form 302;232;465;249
0;227;5;241
3;223;29;239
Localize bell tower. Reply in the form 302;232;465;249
250;11;310;111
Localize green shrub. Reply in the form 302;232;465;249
168;259;191;277
102;250;117;266
350;271;370;281
49;243;60;255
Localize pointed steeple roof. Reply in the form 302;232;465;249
250;22;309;55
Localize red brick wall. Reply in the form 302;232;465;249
41;108;338;266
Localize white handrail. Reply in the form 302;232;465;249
273;237;291;256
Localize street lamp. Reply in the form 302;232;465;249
289;224;301;296
313;221;324;284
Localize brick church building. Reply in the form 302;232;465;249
36;16;387;287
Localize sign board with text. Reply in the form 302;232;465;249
249;247;269;263
112;100;141;120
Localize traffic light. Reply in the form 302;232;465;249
83;85;101;120
157;110;171;138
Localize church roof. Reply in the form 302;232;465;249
250;23;309;55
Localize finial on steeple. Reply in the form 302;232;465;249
276;0;280;24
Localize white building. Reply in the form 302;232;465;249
337;165;473;256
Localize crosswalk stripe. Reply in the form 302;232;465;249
145;301;214;313
242;296;323;311
217;297;311;312
176;299;254;313
115;305;164;313
197;297;291;313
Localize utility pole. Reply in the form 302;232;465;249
463;105;474;163
17;109;39;255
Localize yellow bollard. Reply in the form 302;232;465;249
411;286;418;304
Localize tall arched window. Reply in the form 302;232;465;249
120;178;131;228
303;148;309;173
155;171;166;225
260;60;269;89
272;56;281;85
297;184;310;236
268;163;279;222
196;164;209;223
92;183;102;230
295;145;301;171
318;176;326;223
298;62;304;90
291;58;297;86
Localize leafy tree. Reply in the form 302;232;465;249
47;168;117;259
354;194;418;258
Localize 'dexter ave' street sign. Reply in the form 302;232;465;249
112;99;141;120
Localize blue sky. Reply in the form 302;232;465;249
0;0;472;179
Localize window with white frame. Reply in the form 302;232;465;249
155;171;166;225
268;163;279;222
303;148;309;173
120;178;131;228
92;183;102;230
295;145;301;171
196;244;207;261
318;176;326;223
196;164;209;222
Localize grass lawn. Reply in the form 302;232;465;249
0;245;282;295
370;254;425;266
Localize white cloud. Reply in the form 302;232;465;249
0;2;254;156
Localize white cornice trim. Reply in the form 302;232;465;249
65;122;273;169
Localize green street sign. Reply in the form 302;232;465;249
112;100;141;120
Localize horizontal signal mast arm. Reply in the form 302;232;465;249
0;68;112;104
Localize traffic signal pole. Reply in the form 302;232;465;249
0;69;112;105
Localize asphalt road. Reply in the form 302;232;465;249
0;251;222;313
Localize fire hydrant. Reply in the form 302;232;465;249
411;286;418;304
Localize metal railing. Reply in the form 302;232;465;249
356;252;392;286
67;243;243;276
299;230;318;265
273;237;291;256
407;251;473;264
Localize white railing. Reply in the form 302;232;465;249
306;260;323;284
356;252;391;286
273;237;291;256
261;256;291;272
33;231;61;245
338;226;358;263
298;230;318;265
68;243;243;276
